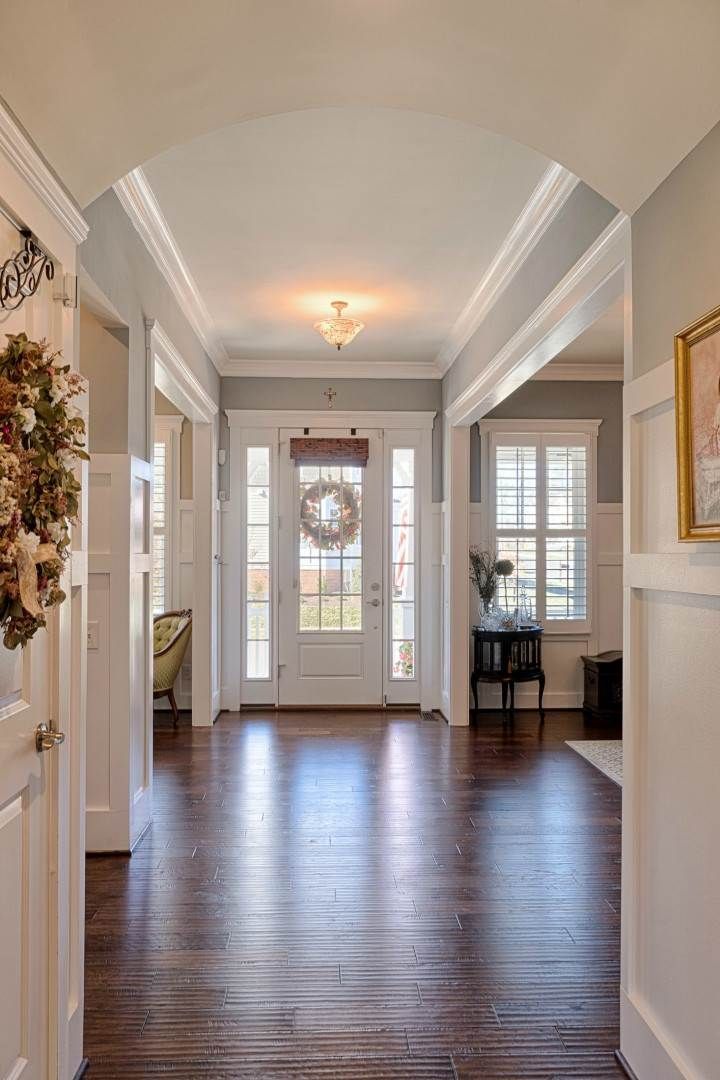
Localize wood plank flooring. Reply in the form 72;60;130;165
84;708;624;1078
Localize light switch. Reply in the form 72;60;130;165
87;620;100;650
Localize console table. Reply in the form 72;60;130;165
471;626;545;718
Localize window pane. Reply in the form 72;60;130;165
546;538;587;619
392;602;415;639
246;448;271;678
496;445;536;529
392;564;414;601
320;465;341;482
247;602;269;640
496;537;537;613
392;487;414;525
393;524;414;563
299;595;319;630
247;486;269;524
247;447;269;486
247;525;270;562
342;595;362;630
320;594;342;629
246;640;269;680
342;559;362;594
392;448;414;487
392;640;414;679
320;554;342;594
546;446;587;529
391;448;416;681
247;565;269;600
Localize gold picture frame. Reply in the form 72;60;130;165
675;302;720;541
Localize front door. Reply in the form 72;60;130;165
278;429;383;705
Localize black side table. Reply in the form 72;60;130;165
471;626;545;718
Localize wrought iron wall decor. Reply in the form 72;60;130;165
0;230;55;311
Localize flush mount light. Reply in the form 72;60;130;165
313;300;365;351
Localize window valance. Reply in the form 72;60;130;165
289;437;369;467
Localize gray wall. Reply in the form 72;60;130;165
221;376;444;500
79;305;129;454
633;120;720;375
80;189;220;459
471;379;623;503
442;182;618;409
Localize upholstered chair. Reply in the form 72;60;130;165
152;609;192;726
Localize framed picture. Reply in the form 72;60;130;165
675;303;720;541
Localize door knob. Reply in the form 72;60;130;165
35;723;65;753
366;598;381;607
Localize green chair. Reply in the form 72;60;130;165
153;609;192;726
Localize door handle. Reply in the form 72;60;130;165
365;598;381;607
35;723;65;753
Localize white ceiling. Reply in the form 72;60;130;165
142;109;550;371
3;2;720;212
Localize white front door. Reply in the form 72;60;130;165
278;429;383;705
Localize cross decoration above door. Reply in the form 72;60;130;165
289;437;370;467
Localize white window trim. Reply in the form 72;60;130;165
478;418;601;636
153;414;183;613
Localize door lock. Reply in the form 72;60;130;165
35;723;65;753
366;598;381;607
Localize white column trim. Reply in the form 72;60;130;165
445;212;630;426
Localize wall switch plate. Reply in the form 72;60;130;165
87;620;100;650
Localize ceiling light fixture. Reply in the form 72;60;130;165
313;300;365;351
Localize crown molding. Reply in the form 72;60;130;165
435;162;580;375
478;418;602;435
445;212;629;425
0;98;88;244
146;318;218;423
226;408;436;430
115;168;228;372
220;357;442;380
532;360;623;381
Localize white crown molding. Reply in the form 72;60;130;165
146;318;218;423
478;417;601;435
115;168;228;371
153;413;185;434
220;357;442;380
532;360;623;381
225;408;436;430
445;212;629;426
0;99;88;244
435;162;580;375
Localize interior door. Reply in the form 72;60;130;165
0;215;65;1080
278;429;383;705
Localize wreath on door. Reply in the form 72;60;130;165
299;481;360;550
0;334;88;649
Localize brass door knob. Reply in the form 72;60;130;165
35;723;66;753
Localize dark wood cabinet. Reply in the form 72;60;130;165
471;626;545;718
581;650;622;721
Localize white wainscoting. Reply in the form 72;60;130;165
468;501;622;709
621;359;720;1080
87;455;153;852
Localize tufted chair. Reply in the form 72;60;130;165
153;609;192;726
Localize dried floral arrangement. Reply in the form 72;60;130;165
0;334;88;649
469;548;516;609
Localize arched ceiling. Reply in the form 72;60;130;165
3;1;720;212
140;108;550;370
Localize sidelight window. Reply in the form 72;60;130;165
391;447;415;679
246;447;271;678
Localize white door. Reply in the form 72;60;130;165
0;214;75;1080
278;429;383;705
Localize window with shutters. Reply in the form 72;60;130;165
481;423;597;632
152;437;170;614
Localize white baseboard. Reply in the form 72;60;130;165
86;809;130;853
620;989;694;1080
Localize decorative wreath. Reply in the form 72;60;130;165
299;481;360;550
0;334;88;649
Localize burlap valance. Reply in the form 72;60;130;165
289;437;369;467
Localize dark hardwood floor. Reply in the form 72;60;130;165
84;708;624;1078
